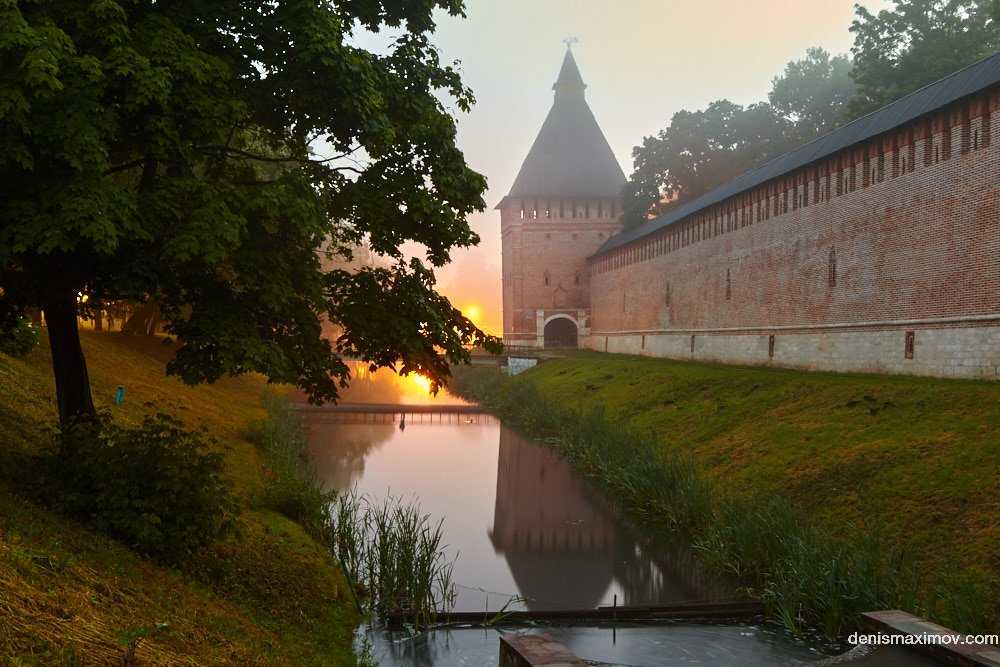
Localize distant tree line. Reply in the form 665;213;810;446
623;0;1000;227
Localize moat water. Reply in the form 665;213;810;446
302;364;935;666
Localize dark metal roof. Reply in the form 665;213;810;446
594;50;1000;256
504;49;626;201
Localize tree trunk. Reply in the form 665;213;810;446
42;288;96;426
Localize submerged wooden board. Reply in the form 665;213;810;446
387;600;764;628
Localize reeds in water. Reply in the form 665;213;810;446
329;489;456;626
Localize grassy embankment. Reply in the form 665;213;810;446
0;331;358;664
452;353;999;637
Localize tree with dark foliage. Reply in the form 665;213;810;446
622;47;855;228
769;47;855;144
848;0;1000;118
0;0;500;426
622;100;792;227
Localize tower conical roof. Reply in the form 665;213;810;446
507;49;625;200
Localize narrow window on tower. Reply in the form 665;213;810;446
725;268;732;301
543;271;550;287
574;272;580;286
974;129;980;151
828;247;837;288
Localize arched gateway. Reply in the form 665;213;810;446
544;317;578;348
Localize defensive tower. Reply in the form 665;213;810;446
498;47;625;348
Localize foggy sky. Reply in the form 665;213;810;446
372;1;886;333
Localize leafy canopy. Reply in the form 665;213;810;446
0;0;499;405
849;0;1000;118
624;0;1000;227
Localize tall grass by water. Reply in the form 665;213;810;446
452;368;996;639
330;489;457;627
245;392;335;536
245;393;457;627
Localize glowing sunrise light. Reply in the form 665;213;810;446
407;372;433;395
464;304;482;324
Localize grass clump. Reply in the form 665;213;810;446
48;411;238;565
453;365;997;639
330;489;456;627
246;391;335;536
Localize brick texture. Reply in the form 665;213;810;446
580;90;1000;379
501;198;622;346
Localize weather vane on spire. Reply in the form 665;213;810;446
563;36;579;50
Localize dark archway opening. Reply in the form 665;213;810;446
544;318;578;349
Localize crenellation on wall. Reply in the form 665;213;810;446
583;76;1000;379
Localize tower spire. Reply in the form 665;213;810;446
553;42;586;99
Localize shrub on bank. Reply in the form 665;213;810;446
50;412;238;564
0;317;40;357
245;392;334;536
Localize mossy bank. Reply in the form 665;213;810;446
452;353;999;637
0;331;358;665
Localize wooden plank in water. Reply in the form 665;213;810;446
500;634;587;666
387;600;763;627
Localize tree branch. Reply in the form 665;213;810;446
195;145;365;172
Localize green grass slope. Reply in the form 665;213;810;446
457;353;1000;601
0;331;358;665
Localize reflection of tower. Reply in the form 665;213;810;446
489;427;617;610
489;427;730;610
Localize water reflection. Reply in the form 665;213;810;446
369;625;829;667
306;391;728;612
490;428;728;610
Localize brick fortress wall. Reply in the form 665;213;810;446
585;89;1000;379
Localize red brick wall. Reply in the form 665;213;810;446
501;197;622;343
589;90;1000;342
